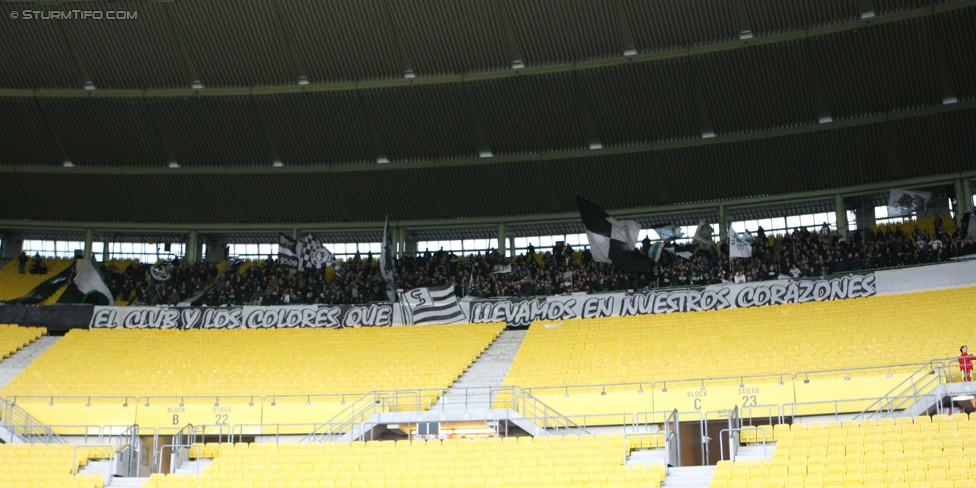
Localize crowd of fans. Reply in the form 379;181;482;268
95;214;974;306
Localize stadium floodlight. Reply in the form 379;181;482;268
273;161;284;167
404;69;416;79
63;161;74;167
168;162;180;168
191;80;204;90
84;81;96;91
298;76;309;86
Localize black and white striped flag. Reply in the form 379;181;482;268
398;285;466;325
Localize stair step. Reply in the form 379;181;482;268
108;478;150;487
432;330;527;409
0;336;60;390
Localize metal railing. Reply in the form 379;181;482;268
727;405;741;461
665;409;679;469
114;424;140;477
0;395;65;443
505;387;589;436
856;359;954;420
71;443;116;476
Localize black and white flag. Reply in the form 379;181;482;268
278;234;299;269
577;196;656;272
150;260;174;283
729;225;752;259
379;216;397;302
398;285;466;325
298;234;336;271
654;224;684;243
888;189;932;217
692;220;714;246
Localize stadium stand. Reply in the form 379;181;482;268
716;414;976;488
2;324;504;397
504;286;976;389
0;324;44;361
103;217;973;309
0;258;74;301
0;324;505;427
0;442;111;488
160;435;663;488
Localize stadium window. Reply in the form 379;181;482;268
21;240;85;259
731;212;837;238
226;243;278;260
875;205;910;225
107;242;184;262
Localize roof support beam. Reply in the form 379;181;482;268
1;99;972;175
933;16;960;105
492;0;526;69
611;0;638;56
3;0;972;98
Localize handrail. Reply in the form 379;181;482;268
71;443;116;476
0;395;66;443
719;426;767;462
5;357;956;410
855;359;954;420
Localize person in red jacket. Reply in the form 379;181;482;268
959;346;973;382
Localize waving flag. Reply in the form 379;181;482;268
577;196;656;272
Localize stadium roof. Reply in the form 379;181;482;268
0;0;974;227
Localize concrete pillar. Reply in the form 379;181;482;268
186;230;198;263
835;195;848;239
497;223;507;256
404;240;417;258
957;178;974;223
855;204;876;231
0;238;23;259
718;205;728;242
204;238;225;263
398;228;407;258
102;241;110;262
508;237;516;258
83;228;93;259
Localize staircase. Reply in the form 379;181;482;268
432;330;526;411
174;458;213;476
661;466;717;488
734;442;775;461
0;335;59;389
109;478;150;488
78;460;114;486
627;448;668;466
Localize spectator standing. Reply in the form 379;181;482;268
960;346;973;382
